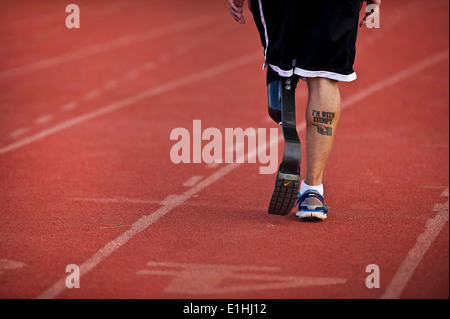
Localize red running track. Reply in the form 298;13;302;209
0;0;448;299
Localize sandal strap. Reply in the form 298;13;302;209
295;190;328;213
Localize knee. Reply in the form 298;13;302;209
307;77;339;93
306;77;341;109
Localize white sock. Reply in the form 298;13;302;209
300;180;324;196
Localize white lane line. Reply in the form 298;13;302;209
60;102;78;112
34;115;54;124
125;69;140;81
343;49;449;108
137;262;346;295
83;89;101;101
37;163;239;299
2;21;239;142
380;188;449;299
0;51;261;156
37;51;449;299
103;80;119;91
142;62;155;71
71;198;158;204
423;186;448;189
70;197;259;211
183;175;204;187
0;12;225;81
8;127;29;138
0;259;25;275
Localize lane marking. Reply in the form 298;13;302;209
70;197;259;211
2;21;241;142
103;80;119;91
381;187;449;299
137;262;346;295
83;89;101;101
60;102;78;112
343;49;449;108
37;51;449;299
159;194;192;206
0;12;226;80
125;69;140;81
142;62;155;71
8;127;29;139
71;198;158;204
0;259;25;276
0;51;261;156
34;115;54;125
37;163;239;299
183;175;204;187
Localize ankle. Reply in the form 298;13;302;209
300;180;324;196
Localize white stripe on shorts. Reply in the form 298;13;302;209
268;63;357;82
258;0;269;66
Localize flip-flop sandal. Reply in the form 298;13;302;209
295;190;329;221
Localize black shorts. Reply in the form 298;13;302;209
251;0;361;82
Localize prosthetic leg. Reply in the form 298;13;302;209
267;80;282;125
268;76;301;215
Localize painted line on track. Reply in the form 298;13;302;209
37;163;240;299
0;51;261;156
183;175;204;187
70;197;259;212
3;21;242;141
36;50;449;299
381;187;449;299
0;12;226;81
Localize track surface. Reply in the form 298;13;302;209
0;0;448;299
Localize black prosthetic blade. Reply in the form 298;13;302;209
268;77;301;215
267;80;282;124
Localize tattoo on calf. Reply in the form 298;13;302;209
312;110;335;136
312;123;333;136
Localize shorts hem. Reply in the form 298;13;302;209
268;64;357;82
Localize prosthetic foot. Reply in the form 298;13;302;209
268;77;302;215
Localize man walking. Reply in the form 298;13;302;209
228;0;381;220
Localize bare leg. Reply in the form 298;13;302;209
305;78;342;187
